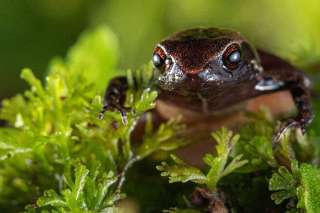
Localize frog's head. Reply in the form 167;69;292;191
152;28;262;97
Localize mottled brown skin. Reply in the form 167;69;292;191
101;27;313;144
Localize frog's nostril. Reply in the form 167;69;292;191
165;58;173;70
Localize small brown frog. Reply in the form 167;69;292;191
101;28;313;145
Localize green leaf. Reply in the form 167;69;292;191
0;129;33;161
37;190;66;208
205;128;248;190
233;136;276;172
269;161;300;205
73;165;90;202
270;162;320;212
232;110;277;172
126;65;157;115
156;154;206;184
35;164;120;212
134;89;158;113
297;164;320;213
137;117;186;159
21;68;46;99
157;128;247;191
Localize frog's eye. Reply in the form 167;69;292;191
153;53;164;68
222;44;242;70
153;46;172;71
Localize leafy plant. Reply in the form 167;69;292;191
0;26;185;212
157;128;248;212
1;25;320;213
269;161;320;213
157;128;247;190
31;164;121;212
269;161;300;205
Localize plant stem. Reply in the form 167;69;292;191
116;156;139;191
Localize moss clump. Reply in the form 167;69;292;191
0;26;320;212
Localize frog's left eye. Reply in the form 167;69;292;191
153;46;168;69
222;44;242;70
153;46;173;72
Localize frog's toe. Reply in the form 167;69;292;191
98;103;130;125
272;118;299;147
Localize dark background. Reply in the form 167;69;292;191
1;0;320;98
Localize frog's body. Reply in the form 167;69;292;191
101;28;313;144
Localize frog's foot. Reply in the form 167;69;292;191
272;117;308;147
98;103;130;125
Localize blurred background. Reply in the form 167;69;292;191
1;0;320;99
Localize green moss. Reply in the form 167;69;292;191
0;26;320;212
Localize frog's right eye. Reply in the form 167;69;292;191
153;53;164;68
222;43;242;71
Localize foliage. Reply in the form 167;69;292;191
269;161;320;213
157;154;207;185
269;161;300;205
158;112;320;212
232;110;278;172
29;164;121;212
297;164;320;213
0;25;320;213
0;26;184;212
157;128;248;190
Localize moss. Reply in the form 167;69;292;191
0;26;320;212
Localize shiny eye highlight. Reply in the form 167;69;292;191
223;44;242;70
228;51;241;63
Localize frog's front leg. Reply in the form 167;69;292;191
256;51;314;144
272;74;313;143
99;76;130;124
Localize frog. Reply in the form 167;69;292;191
100;27;313;144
